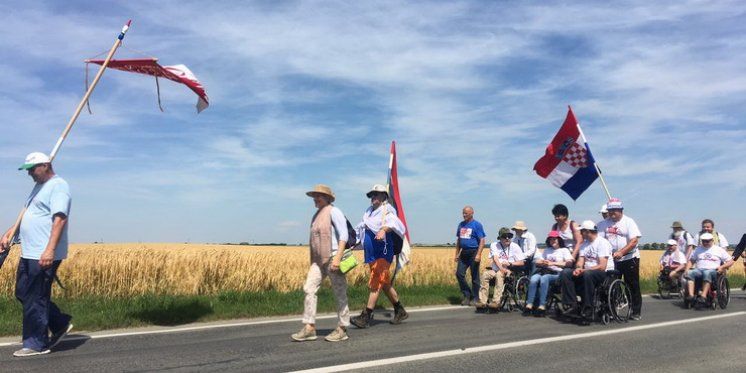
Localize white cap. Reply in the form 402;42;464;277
599;204;608;213
579;220;597;231
18;152;51;170
699;232;714;241
666;239;678;246
366;184;388;198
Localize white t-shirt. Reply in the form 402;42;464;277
694;232;729;248
488;241;526;271
580;237;614;271
513;231;537;258
689;245;732;270
536;247;573;273
672;231;695;255
659;250;686;268
597;215;642;261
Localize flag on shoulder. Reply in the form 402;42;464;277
387;141;411;270
533;107;599;200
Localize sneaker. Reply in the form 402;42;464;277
324;327;348;342
13;348;50;357
460;297;471;306
291;326;317;342
487;301;499;309
48;322;73;350
390;306;409;325
630;313;642;321
562;304;579;316
469;299;477;307
474;302;486;308
350;310;372;329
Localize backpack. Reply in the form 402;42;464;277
332;215;357;250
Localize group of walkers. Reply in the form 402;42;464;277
455;200;745;320
293;184;408;342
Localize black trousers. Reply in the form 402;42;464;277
560;268;607;309
615;258;642;315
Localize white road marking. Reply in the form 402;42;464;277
291;311;746;373
0;304;462;347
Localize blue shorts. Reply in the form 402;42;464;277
687;268;717;283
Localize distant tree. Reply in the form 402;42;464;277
642;243;651;250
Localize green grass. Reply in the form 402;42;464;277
0;275;742;337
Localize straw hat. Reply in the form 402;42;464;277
511;221;528;231
306;184;335;202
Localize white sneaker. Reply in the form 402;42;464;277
324;327;349;342
13;348;50;357
291;326;317;342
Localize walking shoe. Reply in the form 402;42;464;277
487;301;499;309
460;297;470;306
630;313;642;321
350;310;372;329
48;322;73;351
562;304;579;316
534;307;546;318
390;306;409;325
13;348;50;357
324;327;348;342
291;326;317;342
474;301;486;308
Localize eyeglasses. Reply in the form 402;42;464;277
499;235;513;239
702;239;713;243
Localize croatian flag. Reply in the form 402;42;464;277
533;107;599;200
387;141;411;270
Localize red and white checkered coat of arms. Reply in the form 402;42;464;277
562;142;588;168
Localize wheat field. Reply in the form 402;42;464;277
0;244;740;298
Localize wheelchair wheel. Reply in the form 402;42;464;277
657;278;671;299
717;276;730;309
608;279;631;322
499;284;513;312
514;276;529;310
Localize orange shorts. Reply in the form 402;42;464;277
368;258;392;291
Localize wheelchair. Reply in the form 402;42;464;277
552;270;631;325
683;272;730;310
657;268;683;299
480;267;529;313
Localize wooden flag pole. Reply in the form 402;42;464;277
576;121;612;200
0;20;132;268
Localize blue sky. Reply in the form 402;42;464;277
1;1;744;244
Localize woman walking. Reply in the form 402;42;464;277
292;184;351;342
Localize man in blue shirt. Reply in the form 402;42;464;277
0;152;73;357
454;206;486;306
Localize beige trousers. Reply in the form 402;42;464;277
302;261;350;327
478;269;506;304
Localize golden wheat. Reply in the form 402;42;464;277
0;244;739;298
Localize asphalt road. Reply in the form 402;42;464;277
0;291;744;372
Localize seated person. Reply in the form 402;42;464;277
476;227;525;309
684;232;734;304
559;220;614;317
525;231;573;315
659;239;686;282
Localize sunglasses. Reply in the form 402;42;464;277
499;234;513;239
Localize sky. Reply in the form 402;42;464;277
0;1;744;245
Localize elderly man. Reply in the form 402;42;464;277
670;221;696;258
559;220;614;318
0;152;73;357
454;206;486;306
511;221;536;275
597;198;643;320
684;232;734;306
350;184;408;328
477;227;525;310
695;219;729;248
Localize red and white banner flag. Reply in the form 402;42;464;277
387;141;411;269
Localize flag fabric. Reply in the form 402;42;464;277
387;141;411;270
86;58;209;113
533;107;599;200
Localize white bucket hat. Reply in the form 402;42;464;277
366;184;388;198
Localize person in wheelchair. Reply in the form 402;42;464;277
476;227;525;310
684;232;734;306
559;220;614;318
525;231;573;316
659;239;686;282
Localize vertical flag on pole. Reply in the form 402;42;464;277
387;141;411;270
533;107;600;200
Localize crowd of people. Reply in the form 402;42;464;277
456;202;745;320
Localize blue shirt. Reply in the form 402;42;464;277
19;176;71;260
456;220;485;250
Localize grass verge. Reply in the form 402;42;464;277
0;275;742;337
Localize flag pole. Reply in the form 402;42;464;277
0;20;132;269
575;120;612;200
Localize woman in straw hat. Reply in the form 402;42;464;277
291;184;351;342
